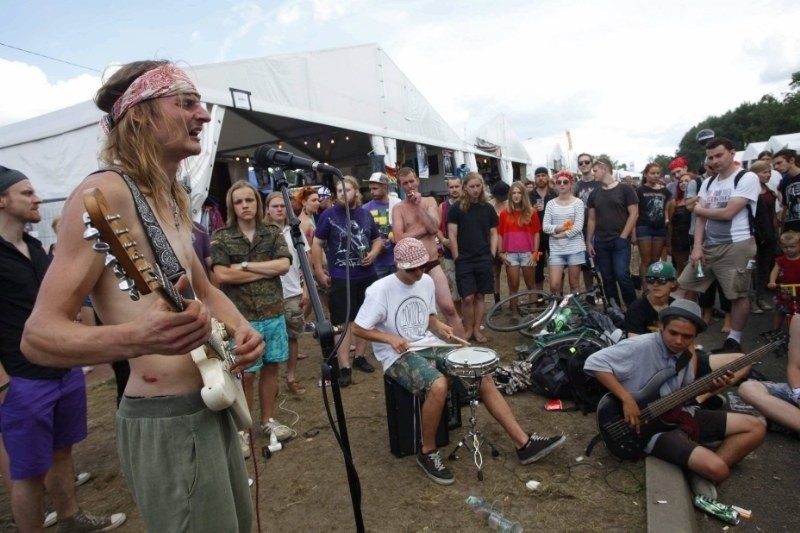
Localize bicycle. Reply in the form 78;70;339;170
486;286;608;338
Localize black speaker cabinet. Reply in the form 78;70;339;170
384;374;461;458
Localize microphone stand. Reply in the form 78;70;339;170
269;166;365;533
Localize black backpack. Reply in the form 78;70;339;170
566;340;608;414
529;339;608;413
529;344;572;399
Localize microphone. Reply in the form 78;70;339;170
253;146;339;174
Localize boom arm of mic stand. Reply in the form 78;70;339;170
270;167;365;533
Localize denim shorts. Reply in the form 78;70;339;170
762;381;795;404
504;251;533;266
636;225;667;240
549;251;586;266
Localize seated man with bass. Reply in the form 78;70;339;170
585;299;765;498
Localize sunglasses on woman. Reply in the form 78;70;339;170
645;276;673;285
555;179;571;185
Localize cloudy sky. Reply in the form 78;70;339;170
1;0;798;172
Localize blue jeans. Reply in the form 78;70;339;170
594;237;636;306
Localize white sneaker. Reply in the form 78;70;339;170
261;418;293;442
689;473;717;500
238;431;251;459
44;511;57;528
74;471;92;487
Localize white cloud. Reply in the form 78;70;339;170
0;59;99;127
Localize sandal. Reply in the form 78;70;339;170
287;379;306;396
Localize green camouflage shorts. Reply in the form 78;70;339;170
385;348;451;395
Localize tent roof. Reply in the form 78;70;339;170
742;141;768;162
189;43;465;154
467;114;531;164
766;133;800;153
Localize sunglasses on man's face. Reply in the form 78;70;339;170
404;265;425;273
578;160;592;165
646;276;674;285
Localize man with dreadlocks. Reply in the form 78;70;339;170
23;61;263;532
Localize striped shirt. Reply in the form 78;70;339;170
542;198;586;256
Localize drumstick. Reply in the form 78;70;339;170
408;343;463;348
449;335;471;347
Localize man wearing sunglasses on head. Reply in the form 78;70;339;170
574;154;600;303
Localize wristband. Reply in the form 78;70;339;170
791;387;800;406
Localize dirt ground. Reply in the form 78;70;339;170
0;316;647;532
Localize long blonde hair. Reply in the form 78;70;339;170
336;176;362;207
507;181;533;225
95;60;192;227
225;181;263;227
459;172;487;212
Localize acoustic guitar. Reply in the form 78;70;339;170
82;187;252;431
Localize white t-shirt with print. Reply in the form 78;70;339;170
354;273;444;372
700;170;760;245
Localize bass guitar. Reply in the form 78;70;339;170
82;188;252;431
596;332;787;460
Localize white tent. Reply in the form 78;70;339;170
766;133;800;153
467;114;531;184
742;141;768;162
0;43;469;215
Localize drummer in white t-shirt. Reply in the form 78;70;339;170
352;238;565;485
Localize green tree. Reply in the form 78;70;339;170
676;71;800;171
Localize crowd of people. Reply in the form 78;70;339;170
0;58;798;531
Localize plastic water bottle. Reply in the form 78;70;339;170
465;496;494;518
487;510;524;533
552;308;572;332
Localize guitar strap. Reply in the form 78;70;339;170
90;168;195;299
585;348;694;456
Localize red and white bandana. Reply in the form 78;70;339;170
101;64;198;133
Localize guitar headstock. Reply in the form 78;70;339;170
759;329;789;354
82;188;181;310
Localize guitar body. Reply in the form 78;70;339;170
191;346;252;431
595;368;678;460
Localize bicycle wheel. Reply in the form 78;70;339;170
485;290;556;332
524;332;612;364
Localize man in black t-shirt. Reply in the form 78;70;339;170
574;154;600;299
775;149;800;232
586;158;639;307
530;167;556;291
447;172;498;343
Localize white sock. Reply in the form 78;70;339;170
728;330;742;343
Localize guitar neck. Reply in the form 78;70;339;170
640;340;782;423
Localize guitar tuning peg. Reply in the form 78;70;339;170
118;278;135;292
82;212;92;225
92;239;110;252
104;254;118;267
127;288;141;301
83;227;100;241
113;265;126;279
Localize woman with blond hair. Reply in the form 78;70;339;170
497;181;540;320
542;170;585;296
